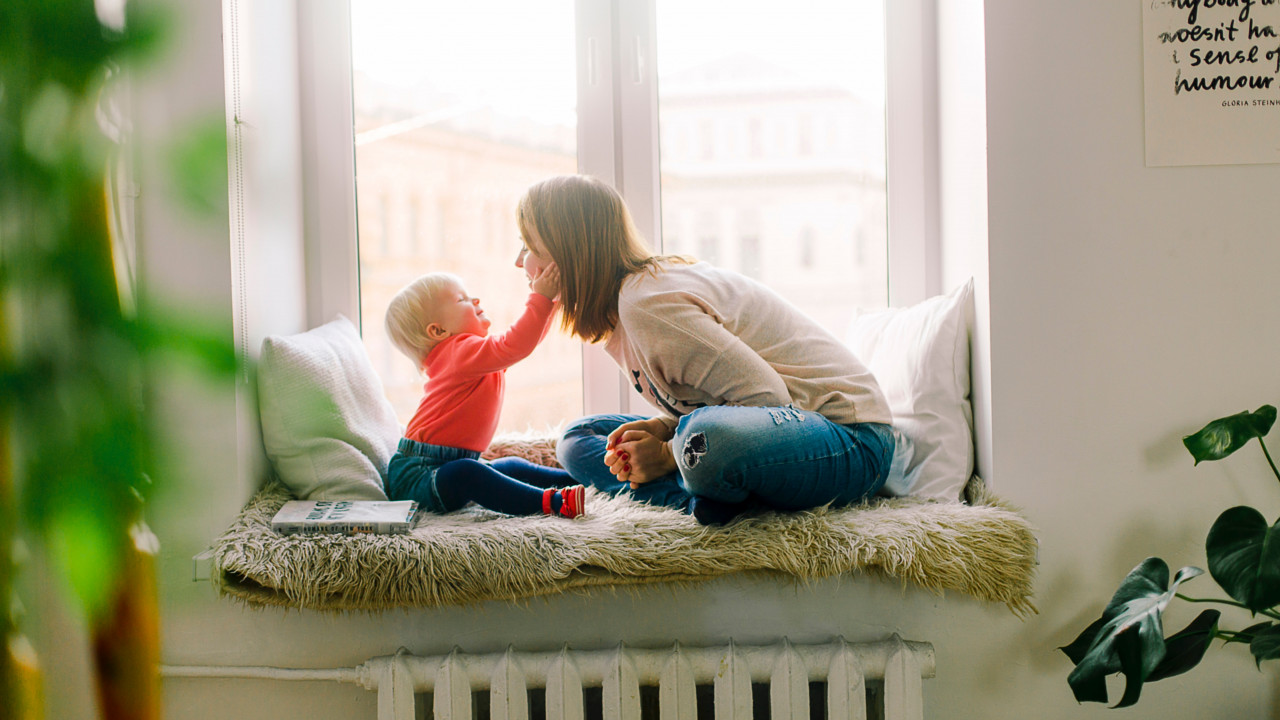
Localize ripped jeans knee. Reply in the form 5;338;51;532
672;407;749;503
680;430;709;469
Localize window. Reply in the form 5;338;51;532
748;117;764;159
350;0;582;430
320;0;930;429
653;0;888;333
800;227;816;270
406;197;421;256
740;235;762;279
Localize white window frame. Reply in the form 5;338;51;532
885;0;941;306
297;0;361;331
296;0;940;417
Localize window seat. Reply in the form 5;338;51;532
223;283;1037;616
210;450;1037;616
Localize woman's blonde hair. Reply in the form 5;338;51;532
384;272;461;367
517;174;683;343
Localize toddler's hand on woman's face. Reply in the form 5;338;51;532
530;263;561;300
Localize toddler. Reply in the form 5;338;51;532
384;266;584;518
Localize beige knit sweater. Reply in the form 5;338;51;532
602;261;891;428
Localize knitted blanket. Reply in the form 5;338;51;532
212;439;1038;615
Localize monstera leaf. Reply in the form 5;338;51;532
1183;405;1276;465
1060;608;1219;685
1065;403;1280;708
1206;506;1280;612
1145;609;1221;682
1061;558;1204;708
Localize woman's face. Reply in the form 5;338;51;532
515;229;552;281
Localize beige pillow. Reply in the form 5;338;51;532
847;280;975;502
257;316;401;500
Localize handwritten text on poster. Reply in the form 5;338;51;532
1144;0;1280;166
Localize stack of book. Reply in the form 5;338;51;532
271;499;418;536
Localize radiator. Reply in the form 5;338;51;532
163;635;934;720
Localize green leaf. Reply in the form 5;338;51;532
1250;624;1280;666
1060;616;1107;665
135;307;238;377
1226;621;1274;645
1206;506;1280;612
1146;610;1221;682
1064;558;1202;706
166;114;229;218
1114;626;1149;708
47;501;124;620
1183;405;1276;465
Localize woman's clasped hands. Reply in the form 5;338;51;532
604;416;678;488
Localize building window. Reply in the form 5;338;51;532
698;119;715;161
800;226;816;269
379;193;392;256
740;236;761;279
797;114;813;156
407;197;421;257
699;235;720;265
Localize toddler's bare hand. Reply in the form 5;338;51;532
531;263;561;300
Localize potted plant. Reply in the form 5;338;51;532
1060;405;1280;707
2;2;234;717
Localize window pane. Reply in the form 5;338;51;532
351;0;581;433
655;0;889;335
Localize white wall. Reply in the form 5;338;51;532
980;0;1280;716
69;1;1280;719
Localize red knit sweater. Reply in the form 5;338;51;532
404;293;555;452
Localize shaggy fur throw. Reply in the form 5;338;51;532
212;436;1038;615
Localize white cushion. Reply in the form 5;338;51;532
257;316;402;501
847;279;974;502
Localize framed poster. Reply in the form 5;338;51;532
1144;0;1280;166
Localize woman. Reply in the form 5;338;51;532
515;174;894;524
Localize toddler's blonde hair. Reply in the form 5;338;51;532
385;272;462;367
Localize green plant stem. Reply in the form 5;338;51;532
0;298;13;720
1177;593;1280;620
1260;436;1280;485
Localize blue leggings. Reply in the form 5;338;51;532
556;407;893;523
435;457;574;515
386;437;574;515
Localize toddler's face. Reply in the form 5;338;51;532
515;230;552;282
432;279;490;338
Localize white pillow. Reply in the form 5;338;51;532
846;279;974;503
257;315;402;501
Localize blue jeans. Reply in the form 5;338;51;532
386;439;481;513
557;407;894;516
